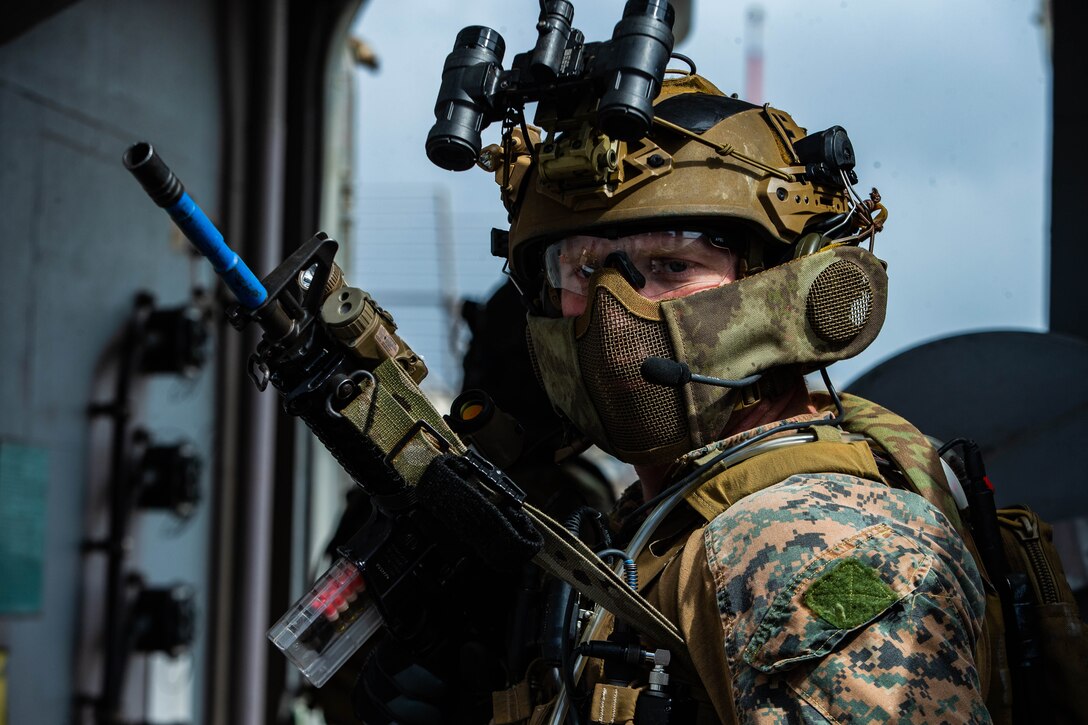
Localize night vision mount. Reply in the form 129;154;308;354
425;0;676;172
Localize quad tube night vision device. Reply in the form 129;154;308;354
426;0;676;172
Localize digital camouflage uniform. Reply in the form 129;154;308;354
627;411;991;725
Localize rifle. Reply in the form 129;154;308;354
124;143;684;717
123;142;543;687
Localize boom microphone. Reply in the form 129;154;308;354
640;357;691;387
640;357;762;389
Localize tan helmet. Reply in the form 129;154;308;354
487;72;884;298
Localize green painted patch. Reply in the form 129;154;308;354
804;558;897;629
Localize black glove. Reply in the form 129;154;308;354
353;636;505;724
354;637;451;725
416;453;543;573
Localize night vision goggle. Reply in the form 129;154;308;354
425;0;676;173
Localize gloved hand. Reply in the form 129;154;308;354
353;636;505;725
353;638;452;724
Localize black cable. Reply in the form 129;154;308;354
937;436;969;457
669;52;696;75
501;113;515;196
518;108;536;157
553;506;613;725
822;367;846;419
563;505;611;550
559;584;584;725
509;110;537;220
807;212;850;236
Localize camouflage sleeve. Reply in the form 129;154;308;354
704;473;989;724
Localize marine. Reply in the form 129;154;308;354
473;48;991;725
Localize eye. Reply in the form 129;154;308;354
651;258;697;275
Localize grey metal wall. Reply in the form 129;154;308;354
0;0;221;721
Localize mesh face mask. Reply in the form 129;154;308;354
574;270;690;462
526;246;888;465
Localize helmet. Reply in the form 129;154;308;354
484;72;889;465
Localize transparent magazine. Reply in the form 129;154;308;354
268;556;383;687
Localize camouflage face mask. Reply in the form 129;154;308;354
526;246;888;465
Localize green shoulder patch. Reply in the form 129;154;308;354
803;558;898;629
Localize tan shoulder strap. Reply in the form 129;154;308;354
823;392;964;531
683;437;882;522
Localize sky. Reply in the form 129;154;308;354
348;0;1050;393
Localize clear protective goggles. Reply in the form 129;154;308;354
543;230;738;301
